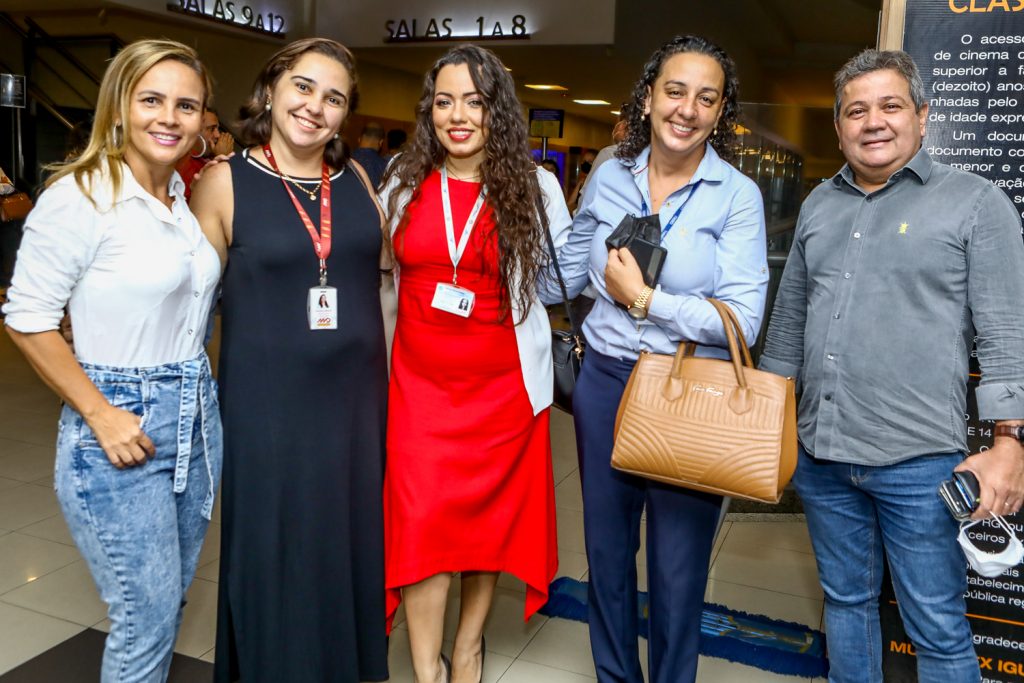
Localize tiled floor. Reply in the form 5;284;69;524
0;328;826;681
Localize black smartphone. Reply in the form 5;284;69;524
625;236;667;288
605;214;668;287
938;470;981;521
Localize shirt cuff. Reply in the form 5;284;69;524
758;355;801;380
975;382;1024;421
2;310;62;334
646;288;675;324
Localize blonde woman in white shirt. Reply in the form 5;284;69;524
2;39;222;683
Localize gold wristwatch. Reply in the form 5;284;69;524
627;286;654;320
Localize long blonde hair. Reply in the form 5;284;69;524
47;39;212;205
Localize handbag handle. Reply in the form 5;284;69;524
671;298;750;389
536;183;583;347
712;299;754;368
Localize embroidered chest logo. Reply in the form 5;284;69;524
898;222;909;235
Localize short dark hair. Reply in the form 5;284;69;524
833;49;926;121
386;128;407;151
361;121;385;141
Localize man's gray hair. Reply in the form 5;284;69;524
833;49;926;121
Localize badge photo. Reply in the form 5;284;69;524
431;282;475;318
308;286;338;330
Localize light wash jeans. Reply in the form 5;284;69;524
793;447;979;683
55;355;223;683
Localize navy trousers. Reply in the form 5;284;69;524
574;349;722;683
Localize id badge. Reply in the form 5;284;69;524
431;282;475;318
308;286;338;330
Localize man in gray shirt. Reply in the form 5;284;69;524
761;49;1024;683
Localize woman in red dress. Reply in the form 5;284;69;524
381;45;570;683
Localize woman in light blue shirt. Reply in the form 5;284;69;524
542;35;767;682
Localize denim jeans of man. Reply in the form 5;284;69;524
54;356;223;683
793;448;979;683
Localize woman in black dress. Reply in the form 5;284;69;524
191;38;389;683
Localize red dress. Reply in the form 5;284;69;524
384;171;558;628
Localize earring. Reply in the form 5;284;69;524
191;135;209;159
333;133;340;140
265;99;272;112
111;122;123;148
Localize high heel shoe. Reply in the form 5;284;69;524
440;652;452;683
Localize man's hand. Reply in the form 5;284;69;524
213;132;235;157
605;247;646;308
192;153;235;185
956;436;1024;519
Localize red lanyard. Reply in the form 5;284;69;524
262;144;332;283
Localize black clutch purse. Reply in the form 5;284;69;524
605;213;667;287
538;189;584;414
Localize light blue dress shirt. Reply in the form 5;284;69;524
540;143;768;361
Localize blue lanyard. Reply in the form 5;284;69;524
640;181;701;242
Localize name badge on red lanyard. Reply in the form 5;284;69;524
262;144;337;330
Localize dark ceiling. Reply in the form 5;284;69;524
6;0;884;174
351;0;883;173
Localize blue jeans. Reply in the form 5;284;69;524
55;355;223;683
793;448;979;683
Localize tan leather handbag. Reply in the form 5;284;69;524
611;298;797;503
0;192;33;222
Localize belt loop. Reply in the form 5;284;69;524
173;361;200;495
140;372;150;408
198;368;215;521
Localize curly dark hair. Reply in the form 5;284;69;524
617;35;740;164
236;38;359;169
382;44;544;324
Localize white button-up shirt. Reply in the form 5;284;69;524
3;164;221;367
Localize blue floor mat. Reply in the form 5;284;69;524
539;577;828;679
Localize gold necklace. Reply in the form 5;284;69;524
283;175;322;201
444;162;482;182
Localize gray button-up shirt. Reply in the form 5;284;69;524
760;148;1024;466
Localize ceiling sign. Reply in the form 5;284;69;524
385;14;530;43
166;0;287;37
318;0;615;48
529;108;564;138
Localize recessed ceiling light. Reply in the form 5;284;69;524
525;84;568;91
573;99;611;105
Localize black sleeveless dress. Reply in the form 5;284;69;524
214;150;388;683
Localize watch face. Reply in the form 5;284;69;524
627;306;645;320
